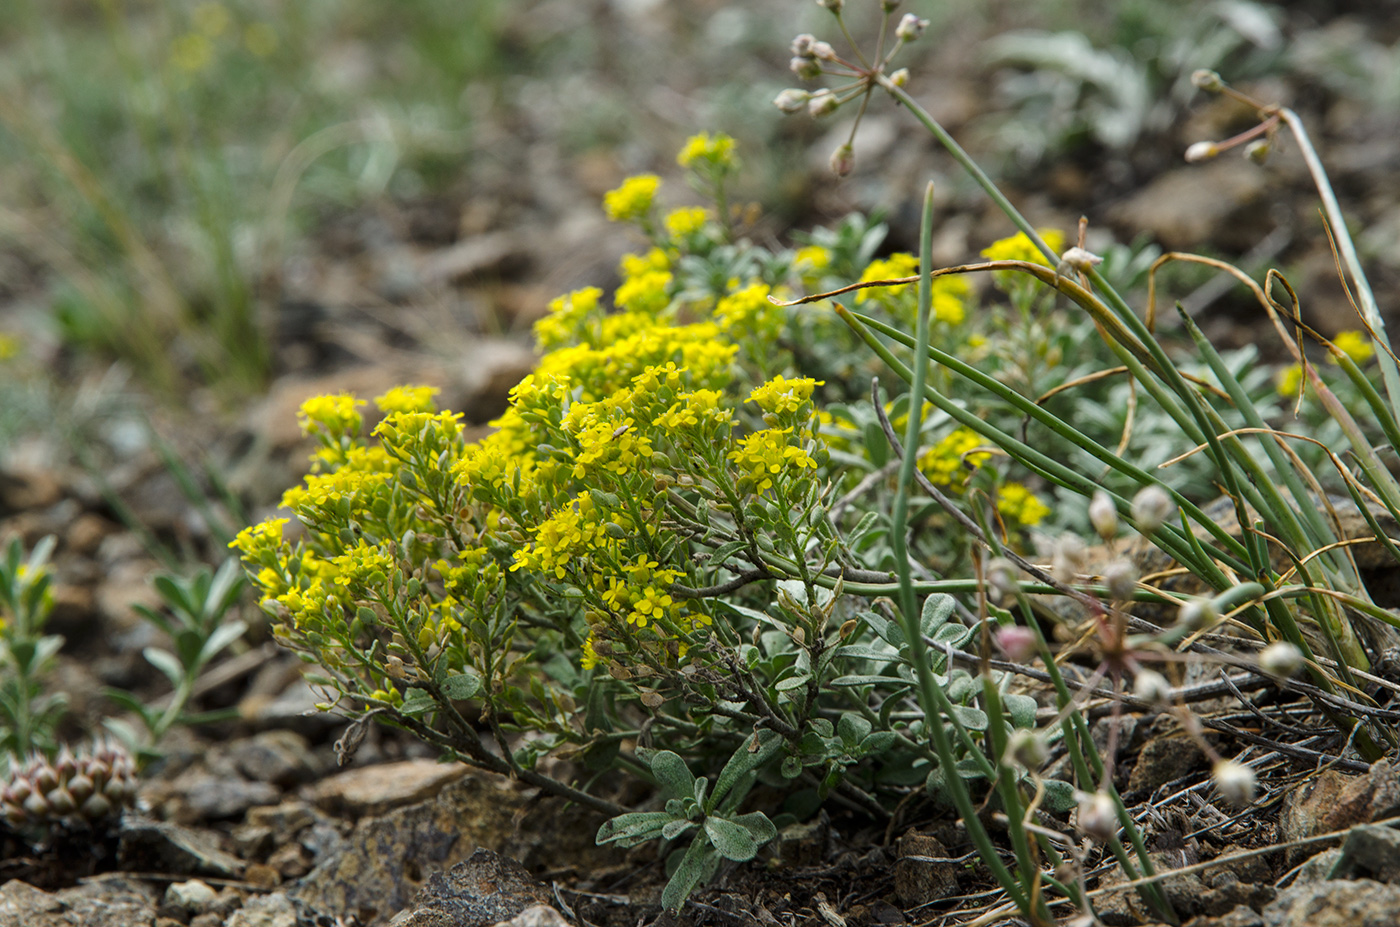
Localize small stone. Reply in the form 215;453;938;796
491;905;571;927
155;918;185;927
1264;878;1400;927
1128;734;1207;794
244;863;283;890
225;892;298;927
182;775;281;822
387;849;552;927
245;801;315;834
893;833;958;907
267;841;312;879
118;816;246;879
309;759;468;818
233;731;319;787
1332;824;1400;883
190;915;224;927
232;823;276;859
164;880;218;914
776;818;826;866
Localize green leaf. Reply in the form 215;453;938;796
399;688;435;717
730;810;778;845
780;755;803;779
143;647;186;690
838;713;873;747
862;421;889;467
200;621;248;665
830;674;901;687
1004;693;1038;729
442;672;482;700
661;833;715;913
704;815;760;861
651;751;697;801
1041;778;1079;812
920;593;956;637
712;729;783;808
947;704;988;730
662;818;698;841
861;731;896;753
597;811;672;847
774;674;809;692
834;645;901;663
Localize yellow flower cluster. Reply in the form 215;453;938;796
664;207;710;238
603;175;660;223
919;427;992;487
1331;330;1374;365
996;482;1050;527
980;229;1065;266
297;393;364;440
748;375;822;415
374;385;439;415
677;132;737;170
535;287;604;352
729;428;818;494
614;248;673;314
855;253;969;324
715;283;785;344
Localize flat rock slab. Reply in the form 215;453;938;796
1264;878;1400;926
0;875;157;927
118;816;246;878
387;849;552;927
309;759;469;818
293;774;525;925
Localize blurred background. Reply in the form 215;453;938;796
0;0;1398;568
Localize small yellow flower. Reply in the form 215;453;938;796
297;393;364;438
664;206;709;238
374;385;439;415
918;428;991;487
0;333;20;360
981;229;1066;267
603;175;660;223
677;132;737;170
193;1;230;37
1276;363;1303;397
997;482;1050;526
1331;331;1374;365
748;375;823;415
793;245;831;277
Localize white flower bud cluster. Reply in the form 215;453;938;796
895;13;928;41
1;739;138;828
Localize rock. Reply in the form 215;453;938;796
775;818;826;866
1280;761;1400;864
117;815;246;878
0;875;158;927
1263;878;1400;926
309;758;469;818
1294;848;1343;885
245;800;316;834
1183;904;1265;927
233;730;320;787
164;879;218;915
1331;824;1400;883
292;774;525;925
180;773;282;822
386;849;553;927
1095;852;1271;925
892;832;958;907
225;892;299;927
491;905;571;927
1105;160;1269;252
1128;734;1207;795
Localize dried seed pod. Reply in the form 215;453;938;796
1;738;138;830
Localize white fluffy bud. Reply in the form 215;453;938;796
829;143;855;177
895;13;928;41
1192;69;1224;92
1076;790;1119;842
1089;491;1118;541
1057;246;1103;276
1259;641;1303;678
1007;729;1048;769
1178;598;1218;631
889;67;910;87
1130;485;1173;535
1213;760;1256;808
1132;669;1172;706
774;89;811;114
1102;559;1138;601
808;89;840;118
1185;141;1220;163
791;56;822;80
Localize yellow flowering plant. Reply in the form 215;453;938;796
235;129;1083;911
